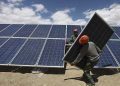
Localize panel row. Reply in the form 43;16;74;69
0;24;82;39
96;40;120;67
0;38;65;67
0;24;120;40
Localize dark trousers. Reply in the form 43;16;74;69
83;59;99;85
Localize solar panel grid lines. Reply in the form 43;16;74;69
0;24;25;48
0;38;25;64
113;27;120;39
11;24;25;37
13;24;37;37
110;33;119;39
38;39;65;66
35;25;53;65
95;45;118;68
114;33;120;40
49;25;66;38
0;24;24;36
27;24;39;38
0;38;11;48
106;44;120;66
31;25;51;38
8;25;39;64
65;25;67;39
11;39;45;65
0;38;8;46
0;24;11;32
0;24;9;31
107;41;120;66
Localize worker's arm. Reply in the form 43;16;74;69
95;44;102;54
68;35;75;44
71;45;88;65
71;53;83;65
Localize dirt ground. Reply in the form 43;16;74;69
0;64;120;86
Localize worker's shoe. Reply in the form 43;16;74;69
86;83;95;86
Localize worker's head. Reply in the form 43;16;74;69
73;29;78;37
79;35;89;45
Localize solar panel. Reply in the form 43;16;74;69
0;38;25;64
49;25;66;38
0;38;8;46
14;25;37;37
38;39;65;66
110;33;119;39
31;25;51;37
113;27;120;38
0;24;23;36
95;46;118;68
0;24;10;31
67;25;81;38
107;41;120;65
11;39;45;65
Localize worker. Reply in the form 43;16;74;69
69;28;78;44
65;28;78;53
71;35;102;86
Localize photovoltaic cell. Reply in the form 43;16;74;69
14;25;37;37
113;27;120;38
96;46;118;67
0;38;25;64
67;25;81;38
0;24;9;31
49;25;66;38
11;39;45;65
0;38;8;46
110;33;119;39
38;39;65;66
0;24;23;36
107;41;120;64
31;25;51;37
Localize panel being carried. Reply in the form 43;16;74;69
63;13;114;68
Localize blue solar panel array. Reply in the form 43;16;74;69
0;24;119;68
0;24;66;68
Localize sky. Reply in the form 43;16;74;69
0;0;120;26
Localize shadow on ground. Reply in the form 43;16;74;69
64;68;120;84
